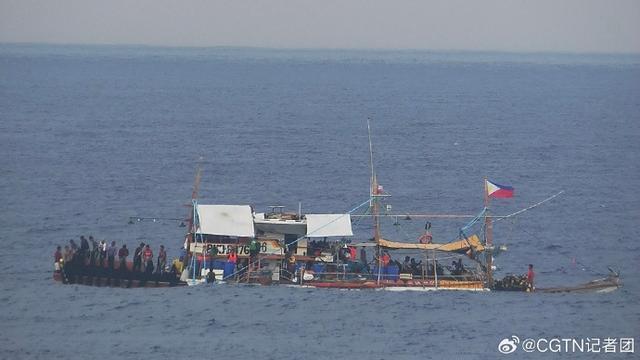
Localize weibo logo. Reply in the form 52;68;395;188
498;336;520;354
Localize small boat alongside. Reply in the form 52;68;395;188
537;270;621;294
53;261;186;288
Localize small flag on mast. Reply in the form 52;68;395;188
486;179;515;198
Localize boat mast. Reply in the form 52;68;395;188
483;177;494;287
186;161;203;263
368;119;384;285
367;119;381;243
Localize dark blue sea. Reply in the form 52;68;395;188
1;44;639;359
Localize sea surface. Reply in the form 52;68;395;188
1;44;639;359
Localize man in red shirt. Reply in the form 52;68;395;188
527;264;535;291
142;245;154;273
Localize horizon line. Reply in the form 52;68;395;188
2;41;640;57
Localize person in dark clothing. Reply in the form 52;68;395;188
402;256;411;273
133;243;144;272
427;262;434;275
410;258;422;275
79;236;89;260
89;237;98;266
249;239;259;262
206;244;218;271
107;241;117;270
206;269;216;284
69;239;78;252
156;245;167;274
360;248;367;263
145;258;154;274
118;244;129;272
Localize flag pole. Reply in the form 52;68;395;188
484;177;494;288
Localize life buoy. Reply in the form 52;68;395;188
419;232;433;244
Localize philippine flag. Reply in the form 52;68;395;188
486;180;515;198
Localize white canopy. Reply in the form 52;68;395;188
196;205;255;237
305;214;353;238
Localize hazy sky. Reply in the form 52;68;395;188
1;0;639;53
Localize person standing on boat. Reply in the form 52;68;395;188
142;245;154;273
69;239;78;250
98;240;107;267
63;245;73;264
206;244;218;270
133;243;144;272
54;246;62;263
228;248;238;265
79;236;89;260
118;244;129;272
249;239;259;263
226;248;238;278
348;246;357;263
53;246;62;271
89;237;98;266
87;236;95;265
527;264;535;291
156;245;167;274
287;252;296;275
107;241;117;270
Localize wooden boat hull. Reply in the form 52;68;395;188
537;276;620;294
53;270;186;288
299;279;487;291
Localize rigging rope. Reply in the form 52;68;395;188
493;190;565;223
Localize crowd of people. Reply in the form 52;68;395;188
54;236;170;278
374;251;448;276
281;244;469;280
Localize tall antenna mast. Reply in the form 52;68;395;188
185;158;204;266
367;118;381;243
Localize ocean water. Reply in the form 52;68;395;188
1;44;639;359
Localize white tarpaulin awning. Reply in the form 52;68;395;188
196;205;255;237
305;214;353;237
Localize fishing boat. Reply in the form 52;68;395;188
179;121;502;291
54;121;619;293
